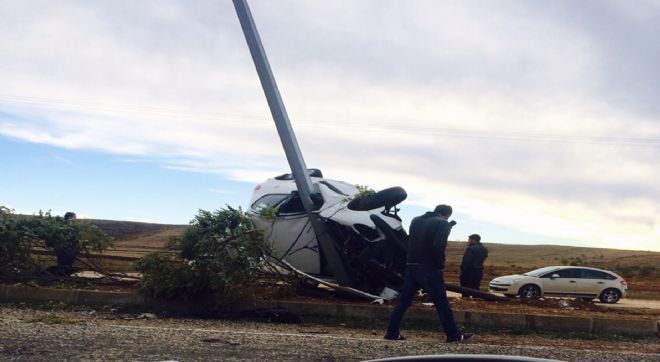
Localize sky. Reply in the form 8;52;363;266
1;0;658;252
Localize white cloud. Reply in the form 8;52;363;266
0;0;658;251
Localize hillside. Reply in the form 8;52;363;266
445;241;659;277
87;219;187;257
91;219;658;279
83;219;658;298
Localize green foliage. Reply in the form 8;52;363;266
613;264;657;280
136;206;272;308
0;206;113;278
20;210;113;268
355;185;376;198
27;314;81;325
638;266;656;278
569;256;583;266
0;207;38;276
256;205;277;222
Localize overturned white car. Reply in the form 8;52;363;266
249;169;409;298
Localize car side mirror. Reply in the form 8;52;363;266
550;274;560;279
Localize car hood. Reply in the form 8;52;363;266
491;274;525;284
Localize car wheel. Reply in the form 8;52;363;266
348;187;407;211
599;288;621;304
518;284;541;299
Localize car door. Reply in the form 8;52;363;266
251;192;321;274
574;269;611;297
541;268;580;296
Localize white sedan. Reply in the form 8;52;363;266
489;266;628;303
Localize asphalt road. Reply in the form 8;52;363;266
0;305;657;361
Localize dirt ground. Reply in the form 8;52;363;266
0;304;658;361
4;277;658;321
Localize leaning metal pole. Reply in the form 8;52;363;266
232;0;354;287
232;0;314;212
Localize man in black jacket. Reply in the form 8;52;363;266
460;234;488;296
385;204;473;342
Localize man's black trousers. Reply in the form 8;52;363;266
459;269;483;297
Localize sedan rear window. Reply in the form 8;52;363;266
581;269;616;280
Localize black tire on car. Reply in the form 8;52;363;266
599;288;621;304
518;284;541;299
348;187;407;211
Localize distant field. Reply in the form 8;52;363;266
445;240;659;275
88;219;187;255
443;240;659;299
87;219;659;299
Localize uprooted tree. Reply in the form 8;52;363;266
136;206;289;309
0;206;113;279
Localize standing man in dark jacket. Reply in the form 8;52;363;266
460;234;488;296
385;205;473;342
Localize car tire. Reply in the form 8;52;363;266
518;284;541;299
599;288;621;304
348;187;407;211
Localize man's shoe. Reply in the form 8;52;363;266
384;334;406;341
447;332;474;343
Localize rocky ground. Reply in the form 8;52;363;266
0;304;657;361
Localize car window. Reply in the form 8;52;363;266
554;268;580;278
580;269;616;280
277;192;306;214
251;194;288;211
525;266;559;277
580;269;605;279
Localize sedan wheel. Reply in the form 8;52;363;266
599;288;621;304
518;284;541;299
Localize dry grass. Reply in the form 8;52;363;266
73;220;660;298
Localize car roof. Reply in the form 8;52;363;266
540;265;619;275
548;265;609;271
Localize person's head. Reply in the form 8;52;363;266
434;204;452;220
468;234;481;244
64;212;77;221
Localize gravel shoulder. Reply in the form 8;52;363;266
0;304;658;361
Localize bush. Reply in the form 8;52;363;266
638;266;656;278
20;211;113;270
0;207;38;276
136;206;272;308
0;207;113;278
